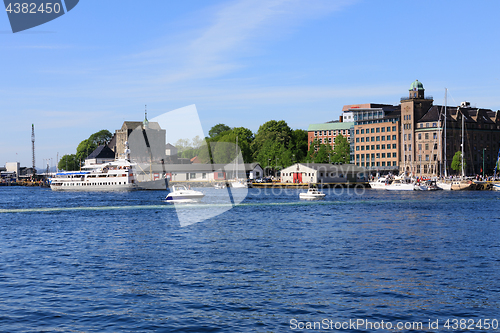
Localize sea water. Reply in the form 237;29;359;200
1;187;499;332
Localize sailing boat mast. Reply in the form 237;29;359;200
443;88;448;178
461;108;465;178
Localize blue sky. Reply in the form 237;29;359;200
2;0;500;168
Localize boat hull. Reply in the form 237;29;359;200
385;184;415;191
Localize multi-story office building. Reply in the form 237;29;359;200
352;108;401;172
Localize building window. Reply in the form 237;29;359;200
392;135;396;140
376;136;380;141
387;127;391;132
425;143;429;150
376;128;380;133
356;146;360;151
361;129;365;134
392;144;397;149
371;145;375;150
382;153;386;158
425;133;429;140
356;137;359;143
371;137;375;142
381;144;385;149
418;133;421;140
314;131;317;136
393;152;397;158
371;128;375;133
382;161;385;166
361;137;365;142
381;136;385;141
361;146;365;150
425;155;429;161
356;129;359;134
202;173;206;179
381;127;385;132
376;145;380;150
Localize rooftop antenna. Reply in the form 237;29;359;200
31;124;36;178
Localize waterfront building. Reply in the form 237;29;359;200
280;163;367;184
84;145;115;166
401;80;500;177
307;120;353;160
348;104;401;173
112;113;167;163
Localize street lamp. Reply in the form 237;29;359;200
483;148;486;178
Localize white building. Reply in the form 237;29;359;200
280;163;367;185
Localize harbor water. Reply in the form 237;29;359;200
1;187;499;332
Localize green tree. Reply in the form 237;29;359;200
451;151;466;174
331;134;350;163
76;139;97;164
251;120;293;167
290;129;308;163
307;138;334;163
58;154;79;171
208;123;231;138
88;129;112;145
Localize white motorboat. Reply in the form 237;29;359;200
299;187;326;199
436;180;452;191
230;180;247;188
50;159;137;191
166;185;204;202
369;176;391;189
385;177;415;191
214;183;226;189
415;180;441;191
492;184;500;191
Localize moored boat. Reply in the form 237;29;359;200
369;176;391;189
385;176;415;191
50;160;136;191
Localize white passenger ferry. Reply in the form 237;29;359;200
50;160;137;191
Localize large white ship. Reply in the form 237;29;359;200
50;160;137;191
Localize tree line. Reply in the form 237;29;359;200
57;120;351;171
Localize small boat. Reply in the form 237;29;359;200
299;186;326;199
369;176;391;189
415;180;441;191
450;179;474;191
214;183;226;189
385;176;415;191
230;180;247;188
436;180;452;191
492;183;500;191
166;185;204;202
